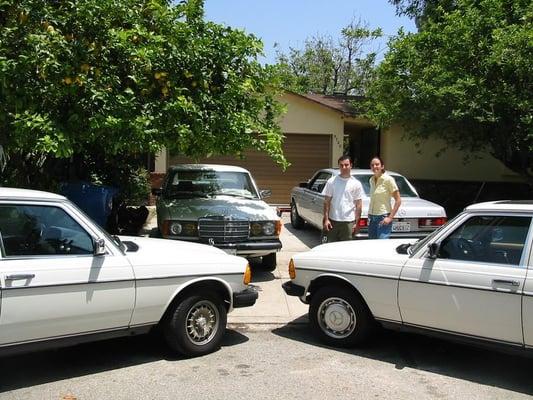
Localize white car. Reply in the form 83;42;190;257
283;200;533;355
290;168;447;237
0;187;257;357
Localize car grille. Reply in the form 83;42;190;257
198;216;250;243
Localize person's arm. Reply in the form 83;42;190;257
323;196;333;231
382;190;401;225
352;198;362;234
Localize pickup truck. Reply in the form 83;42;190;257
0;187;257;358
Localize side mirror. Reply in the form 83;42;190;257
94;238;106;256
260;189;272;199
428;242;440;259
151;188;162;196
299;181;308;188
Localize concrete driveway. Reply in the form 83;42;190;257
228;214;321;327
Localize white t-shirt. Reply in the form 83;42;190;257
323;175;363;222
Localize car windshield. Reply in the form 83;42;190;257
164;170;259;199
353;174;418;197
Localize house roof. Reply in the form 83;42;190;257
290;92;363;117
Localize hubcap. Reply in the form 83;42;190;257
186;300;219;345
318;297;356;339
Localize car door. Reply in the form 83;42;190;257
0;202;135;346
398;213;531;345
299;172;331;227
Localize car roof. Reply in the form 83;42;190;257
318;168;403;177
167;164;251;173
0;187;66;201
465;200;533;213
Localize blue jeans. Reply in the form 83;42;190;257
368;214;392;239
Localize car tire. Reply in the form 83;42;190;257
309;286;373;347
261;252;277;271
164;292;227;357
290;201;305;229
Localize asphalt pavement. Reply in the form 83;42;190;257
142;208;321;327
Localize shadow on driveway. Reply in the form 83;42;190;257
272;320;533;396
0;329;248;393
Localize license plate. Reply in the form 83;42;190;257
224;248;237;255
392;222;411;232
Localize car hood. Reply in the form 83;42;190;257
120;235;248;276
158;197;279;220
294;238;418;272
360;197;446;218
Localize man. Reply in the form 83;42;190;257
322;155;363;242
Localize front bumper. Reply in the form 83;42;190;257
216;239;282;257
233;286;259;308
163;236;283;257
282;281;306;297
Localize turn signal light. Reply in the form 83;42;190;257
275;220;282;236
243;263;252;285
288;258;296;279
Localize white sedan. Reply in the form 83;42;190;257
0;187;257;357
290;168;447;238
283;201;533;354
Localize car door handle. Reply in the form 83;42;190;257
492;279;520;287
5;274;35;281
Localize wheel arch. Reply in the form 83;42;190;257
159;278;232;325
307;274;373;316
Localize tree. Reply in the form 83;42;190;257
275;19;382;95
367;0;533;182
388;0;457;27
0;0;286;189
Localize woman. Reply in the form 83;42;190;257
368;156;401;239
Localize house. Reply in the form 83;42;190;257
153;91;527;214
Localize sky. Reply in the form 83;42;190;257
203;0;417;64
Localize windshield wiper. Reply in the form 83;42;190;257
211;192;255;199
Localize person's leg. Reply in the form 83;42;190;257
368;215;379;239
337;221;353;241
325;221;338;243
377;216;392;239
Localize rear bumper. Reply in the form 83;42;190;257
233;286;259;308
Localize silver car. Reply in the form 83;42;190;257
152;164;282;270
290;168;447;238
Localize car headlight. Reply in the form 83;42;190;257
262;222;276;236
163;220;198;236
250;221;278;236
170;222;182;235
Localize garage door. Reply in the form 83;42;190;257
168;133;331;204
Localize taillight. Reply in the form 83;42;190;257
358;218;368;227
418;217;447;227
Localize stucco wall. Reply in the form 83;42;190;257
279;93;344;167
381;125;521;182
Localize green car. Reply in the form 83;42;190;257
152;164;282;270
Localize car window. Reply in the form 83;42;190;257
309;172;331;193
437;215;531;266
165;170;259;199
353;174;418;197
0;205;94;257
